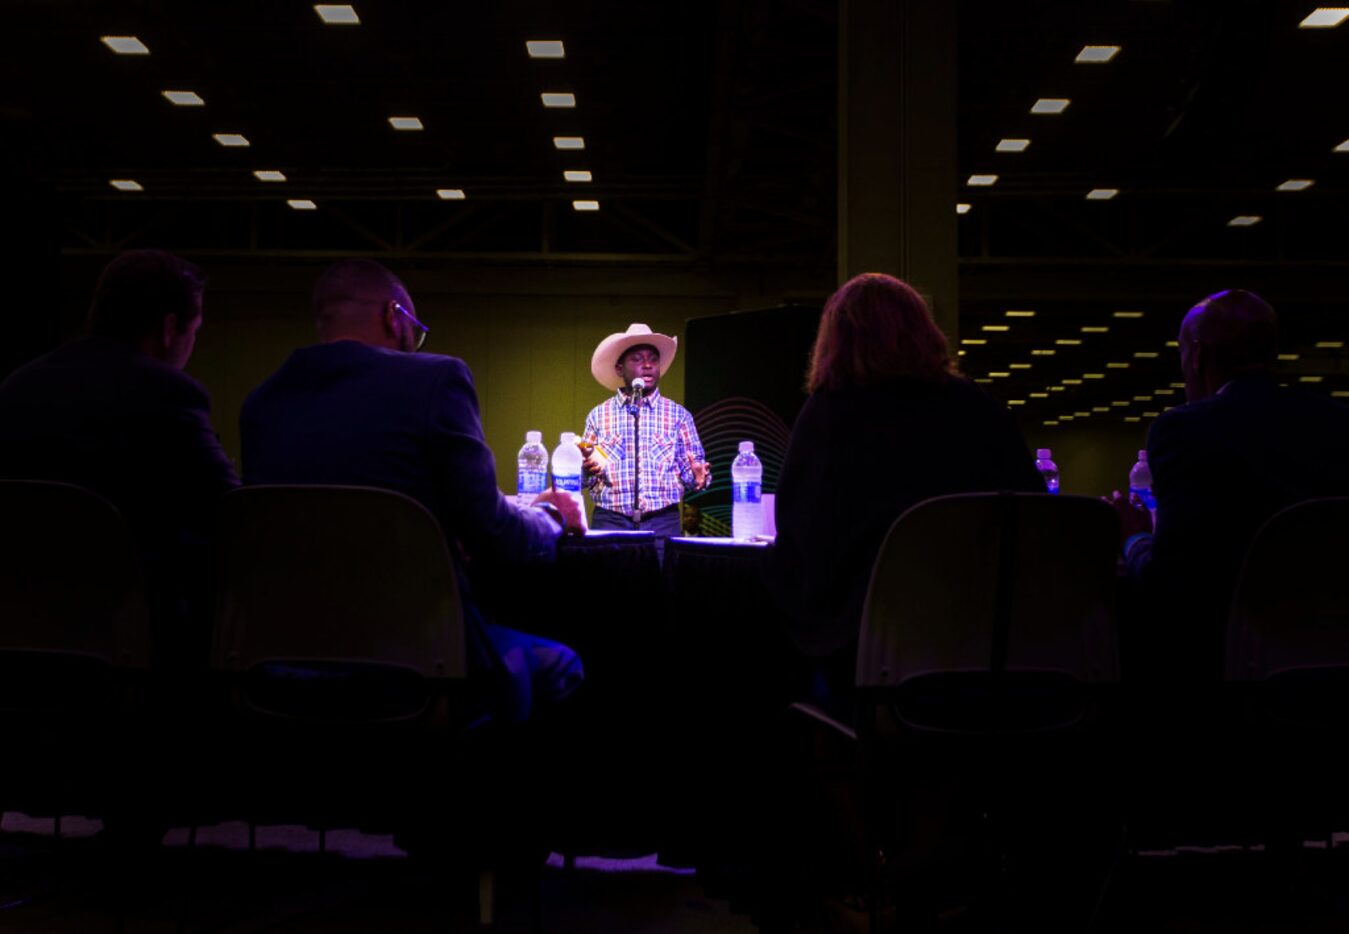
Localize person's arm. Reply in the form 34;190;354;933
427;360;561;565
674;407;711;491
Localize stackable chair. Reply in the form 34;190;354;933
1225;497;1349;844
0;480;151;827
797;492;1122;931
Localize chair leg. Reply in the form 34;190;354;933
478;869;495;926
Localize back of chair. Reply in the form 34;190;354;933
212;486;466;690
1226;497;1349;686
856;493;1119;733
0;479;149;669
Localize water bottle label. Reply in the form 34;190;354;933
732;481;762;504
517;469;546;495
555;473;582;493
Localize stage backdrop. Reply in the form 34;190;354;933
682;304;821;536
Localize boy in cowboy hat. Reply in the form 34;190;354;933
582;323;711;538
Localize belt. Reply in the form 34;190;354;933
599;503;679;525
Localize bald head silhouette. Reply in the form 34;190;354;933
1179;289;1278;403
312;258;418;351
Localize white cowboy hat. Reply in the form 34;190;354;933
590;323;678;391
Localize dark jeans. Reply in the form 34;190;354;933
592;505;682;562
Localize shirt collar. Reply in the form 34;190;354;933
614;386;661;406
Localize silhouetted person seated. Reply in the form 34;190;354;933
240;258;585;724
770;272;1042;717
0;249;239;668
1110;288;1349;685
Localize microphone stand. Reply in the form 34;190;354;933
627;385;642;524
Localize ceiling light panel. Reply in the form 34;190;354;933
1075;45;1120;63
1299;8;1349;27
162;90;204;106
1031;98;1070;114
526;40;565;58
101;36;149;55
314;4;360;24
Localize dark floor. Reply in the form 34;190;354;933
4;813;1349;932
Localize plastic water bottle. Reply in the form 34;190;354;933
551;431;586;525
1035;448;1060;495
516;430;549;508
731;441;764;540
1129;449;1156;512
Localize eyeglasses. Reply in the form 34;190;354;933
392;301;429;351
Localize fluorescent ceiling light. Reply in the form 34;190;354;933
554;136;586;150
253;170;287;182
162;90;204;106
287;199;317;210
101;36;149;55
996;138;1030;153
213;133;250;147
109;179;143;191
1276;178;1315;191
1075;45;1120;63
389;116;424;130
967;174;998;186
956;203;971;214
541;92;576;108
564;170;593;183
526;40;565;59
314;4;360;24
1031;98;1070;114
436;188;465;200
1299;8;1349;27
1113;311;1144;319
1086;188;1119;200
1228;215;1262;227
572;199;600;211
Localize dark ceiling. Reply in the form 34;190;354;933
4;0;1347;421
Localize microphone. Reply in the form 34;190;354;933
630;377;647;396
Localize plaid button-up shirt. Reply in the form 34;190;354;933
583;388;705;515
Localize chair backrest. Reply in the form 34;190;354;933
211;486;465;685
855;493;1119;732
1225;497;1349;684
0;479;149;668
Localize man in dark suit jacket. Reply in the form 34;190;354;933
0;250;240;665
241;258;585;722
1113;289;1349;683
